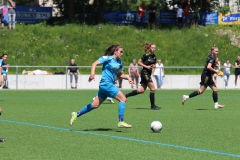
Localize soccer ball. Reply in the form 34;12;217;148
150;121;162;132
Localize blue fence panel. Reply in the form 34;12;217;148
201;12;218;25
15;6;52;24
159;11;177;24
104;10;219;25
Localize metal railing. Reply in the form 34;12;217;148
5;65;239;90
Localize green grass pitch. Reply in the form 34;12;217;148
0;89;239;160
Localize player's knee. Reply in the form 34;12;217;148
121;96;127;102
138;88;145;94
213;88;218;92
150;90;155;93
92;103;100;108
198;90;203;94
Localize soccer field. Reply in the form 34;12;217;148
0;89;239;160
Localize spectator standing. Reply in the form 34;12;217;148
148;2;157;30
137;2;147;29
0;54;7;88
183;4;191;27
128;59;139;89
223;59;232;89
7;0;16;30
152;59;165;89
194;5;200;27
234;56;240;89
0;5;4;29
176;4;184;27
2;61;9;89
68;59;80;89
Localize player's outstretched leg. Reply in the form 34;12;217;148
70;104;95;125
117;101;132;128
125;90;140;98
212;91;225;109
182;91;200;105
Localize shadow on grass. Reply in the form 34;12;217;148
196;109;210;110
134;107;149;110
83;128;122;132
101;103;115;105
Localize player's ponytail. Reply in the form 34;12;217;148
144;42;155;52
103;45;122;56
144;42;151;52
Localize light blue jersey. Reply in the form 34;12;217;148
97;56;123;100
98;56;123;85
0;59;2;67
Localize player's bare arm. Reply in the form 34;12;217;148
89;60;100;82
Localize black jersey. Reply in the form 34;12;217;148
141;53;157;74
235;60;240;72
202;54;216;75
68;63;78;73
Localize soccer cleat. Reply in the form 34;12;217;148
0;138;6;142
151;105;161;110
107;97;114;104
70;112;77;125
118;121;132;128
182;95;187;105
215;105;225;109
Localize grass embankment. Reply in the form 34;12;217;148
1;23;240;74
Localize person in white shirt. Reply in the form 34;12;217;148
223;59;232;89
152;59;165;89
176;4;183;27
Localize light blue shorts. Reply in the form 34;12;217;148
97;82;120;100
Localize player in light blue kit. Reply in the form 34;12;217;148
70;45;134;128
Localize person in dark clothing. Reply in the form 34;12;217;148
148;2;157;30
68;59;80;89
125;42;161;110
182;46;225;109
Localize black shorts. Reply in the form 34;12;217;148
200;72;215;87
235;70;240;76
0;14;3;20
140;70;153;85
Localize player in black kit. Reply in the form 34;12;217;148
182;46;225;109
125;43;161;110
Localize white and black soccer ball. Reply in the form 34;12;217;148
150;121;162;132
